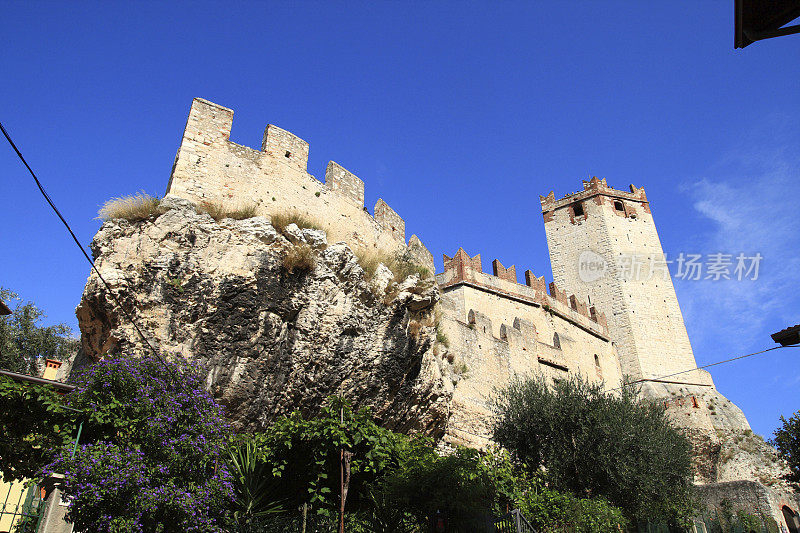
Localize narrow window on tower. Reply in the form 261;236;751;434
572;202;584;217
614;200;624;212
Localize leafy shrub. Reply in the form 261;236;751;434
98;191;165;222
518;486;626;533
282;243;316;273
197;201;257;221
771;410;800;483
46;354;234;533
376;445;502;530
0;375;74;482
242;397;412;518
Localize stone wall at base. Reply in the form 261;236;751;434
696;480;800;531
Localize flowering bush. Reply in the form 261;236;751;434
46;354;234;532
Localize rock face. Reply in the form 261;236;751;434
76;197;452;435
648;381;798;524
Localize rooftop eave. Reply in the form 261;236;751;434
771;324;800;346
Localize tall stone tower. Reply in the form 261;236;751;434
540;177;712;387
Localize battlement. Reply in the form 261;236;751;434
167;98;433;272
436;248;608;339
539;176;650;217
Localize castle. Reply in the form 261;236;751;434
164;98;799;528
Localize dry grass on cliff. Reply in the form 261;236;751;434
352;248;431;283
196;201;257;221
282;243;316;274
270;210;323;235
98;192;165;222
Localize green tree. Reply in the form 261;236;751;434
493;374;696;524
0;287;78;374
0;376;75;482
770;410;800;483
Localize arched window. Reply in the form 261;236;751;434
782;506;799;533
553;333;561;350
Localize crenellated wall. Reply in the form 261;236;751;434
436;248;609;338
166;98;434;272
436;247;622;448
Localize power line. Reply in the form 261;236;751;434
0;120;168;371
609;345;800;392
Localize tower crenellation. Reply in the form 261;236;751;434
541;177;712;387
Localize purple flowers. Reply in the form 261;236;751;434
48;354;234;532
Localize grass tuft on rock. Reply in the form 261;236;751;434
282;243;316;274
98;192;165;222
270;210;322;236
352;248;431;283
196;201;257;221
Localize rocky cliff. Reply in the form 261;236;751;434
76;196;454;435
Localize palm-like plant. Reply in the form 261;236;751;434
226;440;285;531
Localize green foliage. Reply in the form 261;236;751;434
373;444;526;531
518;485;626;532
435;326;449;348
698;500;779;533
225;439;286;530
245;397;411;517
493;374;696;524
770;410;800;483
49;354;234;532
0;375;75;482
0;287;78;374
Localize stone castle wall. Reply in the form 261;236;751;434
435;248;623;447
541;177;712;386
166;98;434;272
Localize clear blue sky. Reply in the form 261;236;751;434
2;2;798;437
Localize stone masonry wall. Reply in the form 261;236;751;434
541;177;712;386
434;248;622;447
166;98;434;273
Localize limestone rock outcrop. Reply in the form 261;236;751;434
76;197;452;435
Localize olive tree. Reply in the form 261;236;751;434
493;374;696;524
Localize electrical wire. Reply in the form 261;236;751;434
609;344;800;392
0;120;171;374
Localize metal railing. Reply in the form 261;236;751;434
494;509;537;533
0;480;44;533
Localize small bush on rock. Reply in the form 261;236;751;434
98;192;165;222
